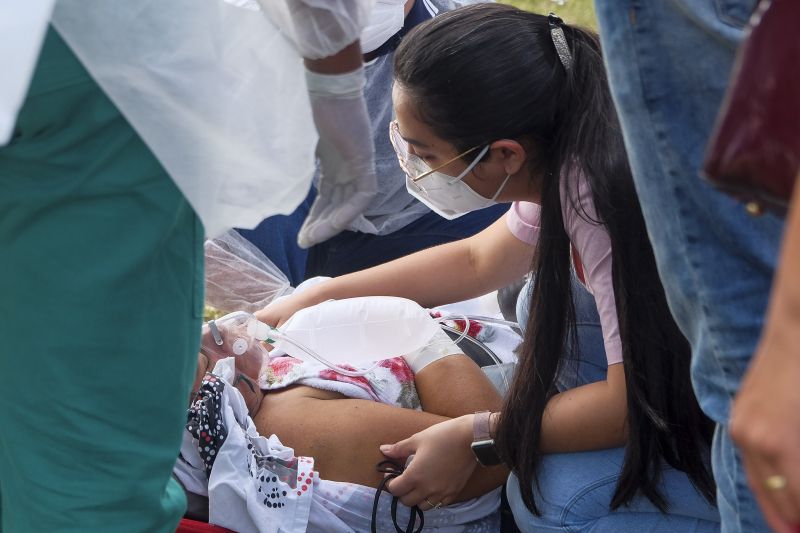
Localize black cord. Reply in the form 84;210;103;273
371;460;425;533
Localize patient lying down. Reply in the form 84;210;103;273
179;309;507;532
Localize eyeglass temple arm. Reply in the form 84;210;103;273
411;144;484;182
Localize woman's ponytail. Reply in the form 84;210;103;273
395;4;715;515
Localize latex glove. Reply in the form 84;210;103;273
298;66;377;249
380;415;477;510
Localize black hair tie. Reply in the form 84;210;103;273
371;460;425;533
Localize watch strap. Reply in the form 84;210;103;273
473;411;492;442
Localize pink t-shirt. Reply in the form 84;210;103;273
506;177;623;365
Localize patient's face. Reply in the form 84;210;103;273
191;336;268;406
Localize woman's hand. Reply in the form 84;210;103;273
255;291;320;328
730;318;800;533
730;184;800;533
380;415;476;509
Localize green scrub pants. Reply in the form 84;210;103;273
0;29;203;532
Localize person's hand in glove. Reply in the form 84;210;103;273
298;63;377;249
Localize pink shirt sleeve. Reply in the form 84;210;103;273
505;179;623;365
505;201;541;246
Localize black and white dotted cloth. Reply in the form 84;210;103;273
186;374;227;476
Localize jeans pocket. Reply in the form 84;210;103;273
715;0;758;28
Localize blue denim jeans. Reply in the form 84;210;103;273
236;189;315;287
509;278;720;531
594;1;785;530
239;191;508;284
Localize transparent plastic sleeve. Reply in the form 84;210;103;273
205;231;292;314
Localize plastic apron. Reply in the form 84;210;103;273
2;0;372;237
0;0;55;145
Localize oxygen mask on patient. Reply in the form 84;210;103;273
200;311;272;383
202;297;445;377
202;312;266;358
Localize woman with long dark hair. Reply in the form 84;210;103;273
260;4;719;530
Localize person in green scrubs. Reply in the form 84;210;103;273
0;28;203;532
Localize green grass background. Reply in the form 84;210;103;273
501;0;597;29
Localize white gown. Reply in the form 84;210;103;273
1;0;372;237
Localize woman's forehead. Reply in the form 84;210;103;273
391;84;416;127
392;85;446;151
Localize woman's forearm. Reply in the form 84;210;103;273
311;240;481;308
304;40;362;74
534;363;628;453
304;216;534;309
486;367;627;455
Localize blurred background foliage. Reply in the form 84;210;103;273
500;0;597;29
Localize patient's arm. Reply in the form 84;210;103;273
253;354;507;502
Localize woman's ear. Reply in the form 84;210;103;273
489;139;528;176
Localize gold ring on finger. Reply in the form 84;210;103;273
765;475;788;491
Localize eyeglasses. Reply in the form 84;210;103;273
389;120;484;187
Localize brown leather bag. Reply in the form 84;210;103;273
703;0;800;216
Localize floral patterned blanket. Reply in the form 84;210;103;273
260;355;421;410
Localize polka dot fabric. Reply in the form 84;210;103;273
180;373;315;532
187;374;227;476
176;368;501;532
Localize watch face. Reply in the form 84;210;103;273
471;439;503;466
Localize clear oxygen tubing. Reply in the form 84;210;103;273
268;313;515;378
202;311;378;377
262;326;381;378
436;314;520;394
435;313;470;346
438;323;510;394
436;324;501;365
434;314;522;345
439;314;522;333
221;311;519;378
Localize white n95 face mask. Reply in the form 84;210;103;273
405;165;512;220
390;121;511;220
